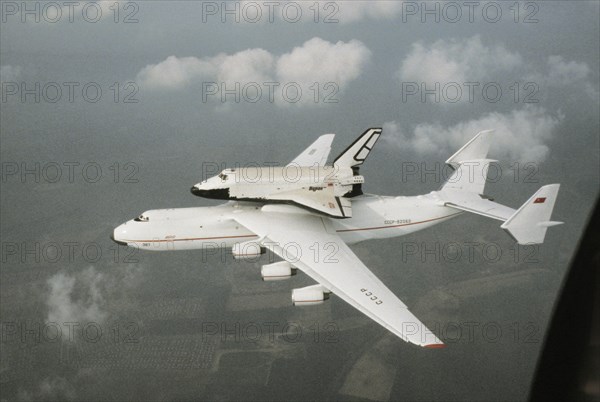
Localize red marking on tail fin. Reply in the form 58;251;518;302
534;197;546;204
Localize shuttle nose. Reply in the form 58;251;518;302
190;186;205;197
190;186;230;199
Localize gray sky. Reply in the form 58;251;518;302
1;1;599;401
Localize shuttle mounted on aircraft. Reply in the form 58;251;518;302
113;128;562;347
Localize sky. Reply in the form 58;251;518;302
1;1;599;401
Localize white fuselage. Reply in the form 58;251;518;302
194;166;358;198
112;192;463;251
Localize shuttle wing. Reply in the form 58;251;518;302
267;186;352;218
231;205;444;348
287;133;335;167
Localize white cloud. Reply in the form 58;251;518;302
46;267;108;325
398;36;599;104
276;37;370;86
217;48;275;85
0;65;22;83
137;55;216;89
546;55;590;84
384;106;563;162
275;37;370;104
136;49;274;90
398;35;523;85
528;55;599;102
137;37;370;106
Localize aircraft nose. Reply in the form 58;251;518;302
111;226;128;246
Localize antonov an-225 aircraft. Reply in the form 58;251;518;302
112;128;562;348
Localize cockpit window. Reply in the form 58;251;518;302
218;173;228;180
134;215;149;222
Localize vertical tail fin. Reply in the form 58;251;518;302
500;184;563;244
334;128;382;197
441;130;496;194
333;128;382;169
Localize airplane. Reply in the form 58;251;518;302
112;128;563;348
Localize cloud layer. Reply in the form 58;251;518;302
397;35;598;104
398;35;523;85
384;106;563;162
46;267;108;325
136;37;371;106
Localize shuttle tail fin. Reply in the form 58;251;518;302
333;128;382;169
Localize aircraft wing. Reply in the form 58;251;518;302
287;134;335;167
231;205;445;348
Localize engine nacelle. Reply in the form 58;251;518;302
261;261;296;281
291;284;330;306
232;240;265;260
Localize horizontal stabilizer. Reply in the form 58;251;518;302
500;184;563;244
441;190;516;221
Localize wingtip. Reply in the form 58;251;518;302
424;343;446;349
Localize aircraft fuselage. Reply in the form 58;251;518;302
112;192;463;251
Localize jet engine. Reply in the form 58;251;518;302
232;240;265;260
261;261;296;281
291;284;330;306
